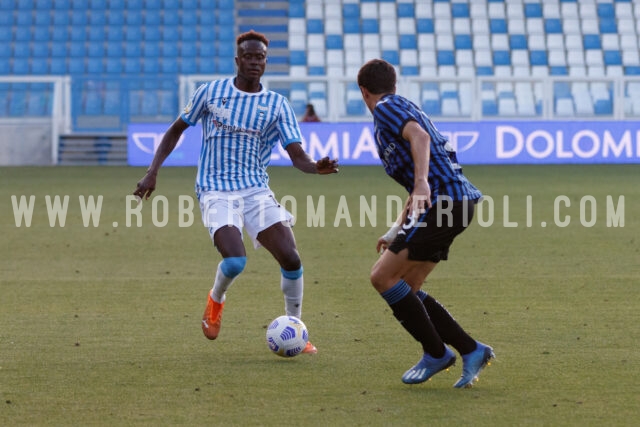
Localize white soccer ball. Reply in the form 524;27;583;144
266;315;308;357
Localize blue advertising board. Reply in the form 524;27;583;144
128;121;640;166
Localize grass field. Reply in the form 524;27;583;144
1;164;638;426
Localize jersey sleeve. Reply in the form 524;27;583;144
275;97;303;148
375;97;417;137
180;82;209;126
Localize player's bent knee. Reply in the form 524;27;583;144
220;256;247;278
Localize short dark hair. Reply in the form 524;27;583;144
236;30;269;47
357;59;396;95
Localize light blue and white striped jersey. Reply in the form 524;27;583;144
181;77;302;192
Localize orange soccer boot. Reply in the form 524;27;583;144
202;294;224;340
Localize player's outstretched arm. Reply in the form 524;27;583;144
133;117;190;200
286;142;339;175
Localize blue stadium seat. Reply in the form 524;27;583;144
89;27;105;42
550;66;568;76
68;58;85;74
289;2;304;18
89;12;106;26
218;61;236;75
307;19;324;34
124;42;141;57
17;0;34;9
15;27;31;42
50;58;67;73
0;43;10;57
52;26;67;42
382;50;400;65
180;57;197;74
583;35;601;50
326;35;343;50
163;26;180;42
90;0;106;8
510;35;527;50
599;19;617;34
398;3;415;18
416;19;434;33
524;3;542;18
87;58;103;73
455;35;472;50
362;19;380;34
163;11;179;26
71;10;87;26
604;51;622;66
53;0;70;9
437;51;455;66
70;27;86;42
493;51;511;66
162;42;179;57
104;90;120;115
0;27;10;42
146;0;161;9
105;58;122;73
451;3;470;18
69;42;86;57
343;4;360;19
545;19;562;34
181;43;197;57
530;51;548;66
126;11;142;26
182;27;198;42
143;42;160;58
9;87;28;116
31;59;48;74
343;19;360;34
32;42;48;57
142;57;160;74
124;58;140;73
35;0;53;9
181;11;197;26
160;58;178;74
109;0;124;9
597;4;615;19
16;10;33;26
145;28;161;42
476;66;493;76
0;11;10;26
34;10;51;26
145;10;162;26
107;43;124;58
13;42;30;58
490;19;507;33
53;10;69;25
198;58;216;74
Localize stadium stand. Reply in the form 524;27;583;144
0;0;639;164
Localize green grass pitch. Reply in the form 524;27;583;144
1;164;638;426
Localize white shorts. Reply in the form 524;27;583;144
198;187;294;249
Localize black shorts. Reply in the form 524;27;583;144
388;199;476;262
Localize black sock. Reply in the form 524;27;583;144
419;292;477;355
381;281;445;357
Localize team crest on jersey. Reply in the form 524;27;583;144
184;100;193;114
209;105;231;121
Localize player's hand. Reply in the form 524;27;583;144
316;157;339;174
133;173;157;200
409;180;431;218
376;237;391;254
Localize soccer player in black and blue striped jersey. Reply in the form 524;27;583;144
134;31;338;354
357;59;494;388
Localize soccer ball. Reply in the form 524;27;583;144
266;315;308;357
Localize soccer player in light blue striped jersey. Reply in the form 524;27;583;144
357;59;494;387
134;31;338;354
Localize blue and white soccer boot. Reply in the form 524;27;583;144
453;342;495;388
402;346;457;384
